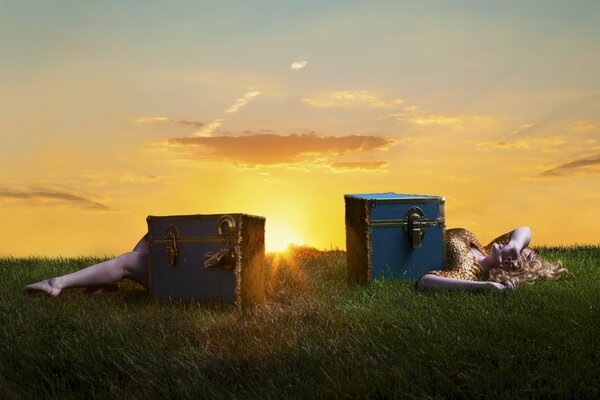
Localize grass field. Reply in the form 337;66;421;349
1;246;600;399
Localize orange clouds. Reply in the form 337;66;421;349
0;189;112;210
166;132;395;168
329;160;388;170
135;116;204;128
537;154;600;177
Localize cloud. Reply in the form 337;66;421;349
193;119;223;137
290;60;308;70
134;116;204;128
572;121;598;132
328;160;388;170
472;140;532;152
401;115;462;126
0;190;113;210
537;154;600;177
166;132;395;167
472;136;570;154
224;90;261;113
303;91;404;109
512;123;537;135
389;106;502;131
116;173;162;183
137;89;261;138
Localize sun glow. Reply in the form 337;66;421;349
265;224;302;252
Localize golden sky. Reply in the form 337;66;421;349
1;1;599;256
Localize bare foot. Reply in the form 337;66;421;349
24;279;61;297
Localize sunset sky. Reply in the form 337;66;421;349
1;1;599;256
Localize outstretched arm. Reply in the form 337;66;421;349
417;273;514;292
507;226;531;251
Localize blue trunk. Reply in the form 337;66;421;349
147;213;265;308
345;193;446;282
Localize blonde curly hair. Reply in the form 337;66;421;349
488;248;567;286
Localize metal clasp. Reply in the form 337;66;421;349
165;225;179;267
200;215;238;271
404;207;425;249
217;215;236;243
202;248;236;271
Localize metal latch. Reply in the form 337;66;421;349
202;248;236;271
202;215;237;271
404;207;425;249
165;225;179;267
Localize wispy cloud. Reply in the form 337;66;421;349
391;110;505;134
403;115;462;126
290;60;308;70
77;172;163;188
512;122;537;135
136;89;261;138
193;90;260;136
472;136;570;154
572;121;598;132
328;160;388;170
472;140;532;152
303;91;404;109
166;132;395;168
134;116;204;128
537;154;600;177
193;119;223;137
117;173;161;183
224;90;261;113
0;189;113;210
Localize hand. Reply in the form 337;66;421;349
486;282;506;292
486;280;517;292
499;243;520;270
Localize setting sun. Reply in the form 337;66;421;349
265;223;303;253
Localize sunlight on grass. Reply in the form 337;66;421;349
1;246;599;398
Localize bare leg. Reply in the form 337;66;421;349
24;234;149;297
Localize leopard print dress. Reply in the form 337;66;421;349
426;228;512;281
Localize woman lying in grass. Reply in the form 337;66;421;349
24;226;566;296
24;234;151;297
417;226;567;292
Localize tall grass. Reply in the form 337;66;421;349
1;246;599;399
